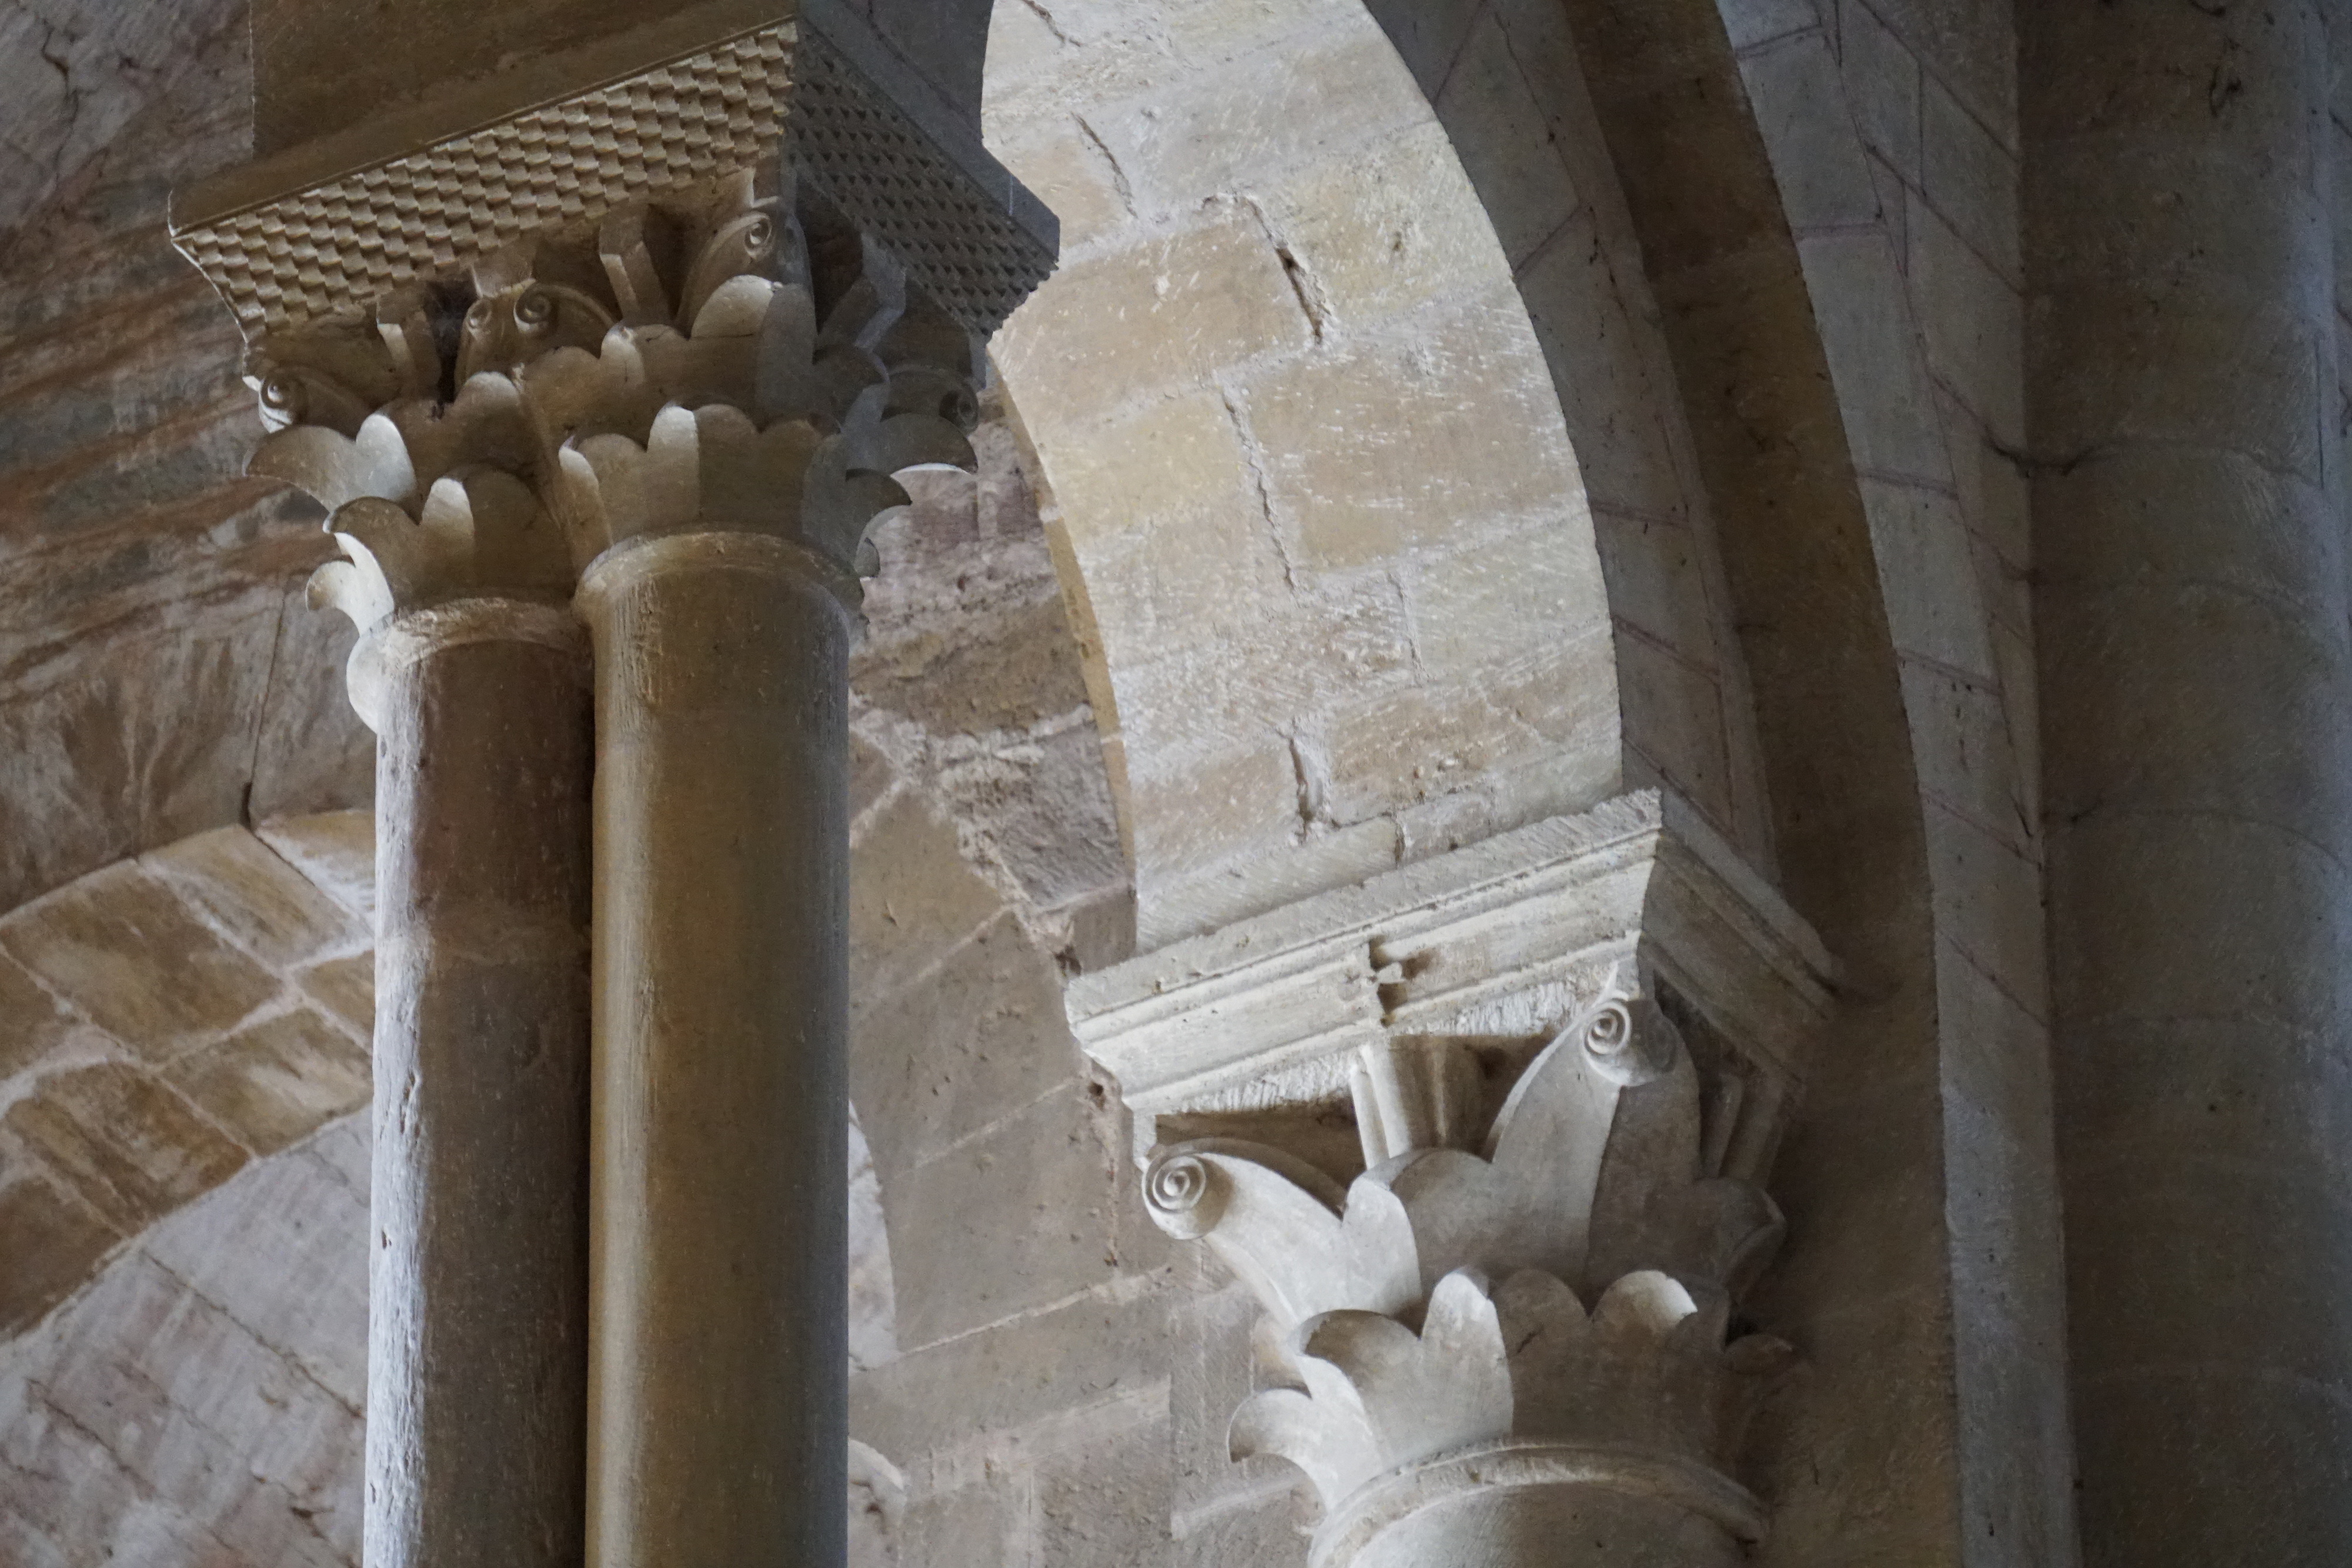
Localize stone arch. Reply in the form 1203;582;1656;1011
981;0;1780;951
1320;0;2067;1561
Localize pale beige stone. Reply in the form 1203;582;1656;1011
997;209;1311;432
256;809;379;926
1241;291;1596;571
1;1061;246;1235
0;1168;118;1336
0;863;278;1059
165;1007;370;1157
144;824;365;971
0;950;76;1084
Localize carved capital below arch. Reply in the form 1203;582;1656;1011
1068;790;1837;1566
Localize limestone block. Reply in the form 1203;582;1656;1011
2031;296;2324;482
1315;633;1621;825
2039;580;2352;855
1141;816;1405;954
1161;0;1342;68
1909;202;2023;445
1588;510;1723;660
0;950;76;1084
0;610;285;917
1125;735;1301;884
165;1008;370;1158
1515;215;1688;519
995;209;1309;430
142;1115;372;1411
1041;388;1260;551
1615;636;1737;831
1921;810;2044;1018
1863;480;1999;677
1796;230;1950;480
851;1278;1173;1456
851;911;1084;1176
295;952;375;1041
2054;811;2352;1035
2071;1369;2352;1568
0;863;278;1057
1869;0;2015;148
1920;75;2018;280
1901;671;2030;911
1837;0;1923;180
0;1168;117;1335
245;582;376;825
1414;536;1628;680
898;1472;1037;1568
144;825;366;972
1174;1492;1311;1567
2054;1014;2352;1205
0;1062;246;1234
989;118;1134;252
851;791;1013;1007
1035;1402;1175;1566
1741;32;1884;232
2066;1159;2352;1395
1081;29;1425;218
256;809;377;926
36;1253;359;1546
1741;1278;1965;1559
1426;16;1581;269
887;1081;1124;1349
1240;290;1591;570
2032;448;2341;621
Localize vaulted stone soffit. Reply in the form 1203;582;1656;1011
1068;789;1837;1567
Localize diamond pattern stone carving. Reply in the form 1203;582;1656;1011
172;15;1054;340
175;29;796;335
791;28;1055;336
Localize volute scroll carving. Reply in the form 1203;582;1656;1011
1069;792;1838;1567
240;165;983;644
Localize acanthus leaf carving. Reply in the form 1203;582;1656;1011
1077;795;1839;1566
242;163;981;636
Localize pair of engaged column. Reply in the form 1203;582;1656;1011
346;497;852;1568
276;173;987;1567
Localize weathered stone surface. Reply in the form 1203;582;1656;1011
0;862;278;1057
0;949;76;1083
165;1006;369;1157
1;1061;246;1233
145;825;365;972
0;1168;118;1336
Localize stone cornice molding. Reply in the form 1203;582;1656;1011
1070;790;1835;1161
171;0;1054;340
1067;790;1838;1565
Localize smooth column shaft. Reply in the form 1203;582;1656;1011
583;532;851;1568
2026;5;2352;1563
363;608;593;1568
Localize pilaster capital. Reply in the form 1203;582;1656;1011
1067;790;1839;1565
168;1;1055;637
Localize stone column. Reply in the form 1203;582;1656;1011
170;8;1051;1558
1070;793;1836;1567
343;603;592;1567
2024;6;2351;1563
577;532;853;1564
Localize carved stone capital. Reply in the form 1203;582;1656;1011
1067;791;1838;1566
168;0;1055;644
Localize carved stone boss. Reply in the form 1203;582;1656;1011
1067;791;1838;1567
171;6;1054;1567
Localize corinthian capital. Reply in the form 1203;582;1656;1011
168;1;1055;634
1067;791;1838;1567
